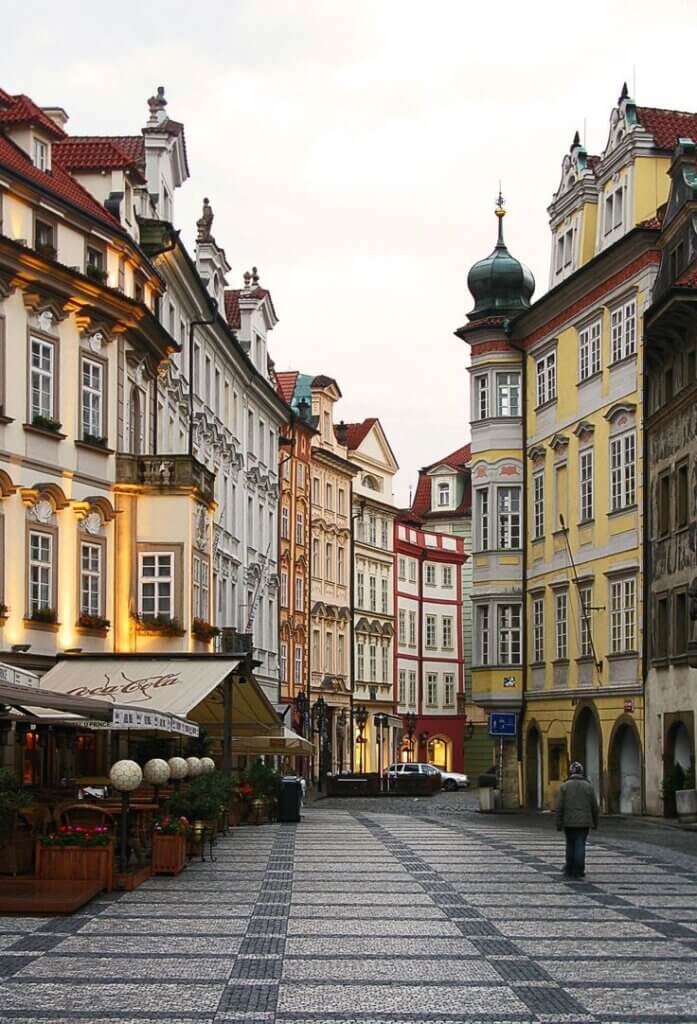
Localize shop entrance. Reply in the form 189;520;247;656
608;720;642;814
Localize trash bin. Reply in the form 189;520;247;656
278;776;302;823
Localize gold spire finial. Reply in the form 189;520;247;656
495;182;506;219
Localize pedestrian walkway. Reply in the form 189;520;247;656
1;808;696;1022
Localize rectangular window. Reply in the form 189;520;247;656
610;577;636;653
605;187;624;234
579;586;593;658
478;490;489;550
325;543;333;581
80;541;102;617
369;575;376;611
280;571;288;608
532;597;544;663
579;449;594;522
442;616;453;649
533;473;544;539
425;564;436;586
475;374;489;419
29;531;52;614
296;462;305;489
369;644;377;682
425;614;437;648
295;512;304;544
536;351;556;406
438;482;450;506
409;610;416;646
408;560;417;583
369;515;377;546
30;337;54;422
280;642;288;683
34;218;54;252
443;674;455;707
338;634;345;673
81;358;103;441
312;629;320;667
656;596;669;659
442;566;453;587
496;372;520;417
357;571;365;607
426;673;438;706
381;645;389;682
312;477;320;504
381;519;389;548
579;320;601;381
357;642;365;679
338;546;345;585
674;591;688;656
498;487;521;549
555;592;568;660
398;557;406;581
478;606;489;664
381;577;388;613
324;633;333;673
294;645;303;685
398;669;406;705
338;488;345;514
611;300;637;363
398;609;406;645
677;461;689;528
139;552;173;619
192;555;209;621
325;482;333;509
408;671;416;706
659;472;671;536
295;577;304;612
33;138;48;171
610;432;636;510
498;604;521;665
281;507;289;539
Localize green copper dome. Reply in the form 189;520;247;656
467;200;534;321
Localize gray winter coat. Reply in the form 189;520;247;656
555;776;599;829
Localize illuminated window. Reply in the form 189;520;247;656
29;530;52;614
80;542;102;617
139;552;173;619
81;358;103;441
31;337;54;422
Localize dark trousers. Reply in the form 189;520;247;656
564;827;589;877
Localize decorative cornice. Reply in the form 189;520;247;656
573;420;595;438
549;433;569;452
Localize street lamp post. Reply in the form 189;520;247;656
405;712;417;762
354;703;368;773
312;696;329;792
374;712;388;790
337;708;347;772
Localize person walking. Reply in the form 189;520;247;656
555;761;599;879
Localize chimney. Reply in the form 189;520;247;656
335;420;348;446
41;107;69;131
297;398;310;422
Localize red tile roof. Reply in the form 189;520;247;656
675;259;697;288
275;370;298;404
0;133;121;229
0;92;66;139
637;106;697;151
637;215;663;230
410;443;471;519
340;418;377;451
224;290;241;329
53;137;146;182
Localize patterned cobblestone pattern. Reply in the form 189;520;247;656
1;808;696;1023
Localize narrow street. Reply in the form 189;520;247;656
1;805;696;1024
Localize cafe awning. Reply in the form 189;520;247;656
232;727;313;756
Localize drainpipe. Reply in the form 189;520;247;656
641;333;650;816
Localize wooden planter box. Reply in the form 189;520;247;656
152;833;187;875
36;843;113;892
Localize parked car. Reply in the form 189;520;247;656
437;768;470;791
387;762;469;792
387;762;443;793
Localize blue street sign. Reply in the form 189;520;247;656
489;712;517;737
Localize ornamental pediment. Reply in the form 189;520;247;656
549;433;569;453
573;420;595;440
528;445;546;463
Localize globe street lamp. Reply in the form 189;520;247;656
405;712;417;762
312;696;328;791
109;760;143;875
354;704;368;773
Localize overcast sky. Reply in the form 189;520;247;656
4;0;697;503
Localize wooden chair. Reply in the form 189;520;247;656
53;802;115;831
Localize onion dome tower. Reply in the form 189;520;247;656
461;194;535;328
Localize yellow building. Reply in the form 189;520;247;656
460;86;690;811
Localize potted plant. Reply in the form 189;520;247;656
676;761;697;824
37;824;114;891
0;769;33;875
35;241;57;262
0;602;8;619
151;816;190;875
29;607;57;625
85;265;108;285
31;414;62;434
78;612;111;631
82;432;108;449
168;775;220;857
192;618;221;643
133;613;185;637
247;762;282;824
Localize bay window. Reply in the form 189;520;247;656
475;374;489;419
496;372;521;417
498;487;521;549
498;604;521;664
477;605;489;665
139;552;173;620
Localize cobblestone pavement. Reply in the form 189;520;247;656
1;806;697;1024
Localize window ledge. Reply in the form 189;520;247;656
552;658;570;666
530;661;545;669
23;423;67;441
575;655;595;664
23;618;60;632
535;397;557;413
651;657;670;668
76;624;110;638
75;439;114;456
532;535;545;544
0;415;14;426
609;353;637;370
578;518;595;528
577;371;602;388
606;651;639;661
671;653;689;665
607;505;638;519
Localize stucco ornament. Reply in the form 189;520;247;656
143;758;170;785
32;499;54;524
185;756;203;777
200;757;216;775
84;511;102;536
167;756;189;780
109;760;143;792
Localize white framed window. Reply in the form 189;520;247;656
579;320;601;381
475;374;489;419
443;674;455;706
381;577;388;613
324;632;333;673
81;358;103;440
398;609;406;645
532;597;544;663
381;645;389;682
381;519;389;548
295;512;304;544
281;507;289;539
338;634;345;673
604;186;624;235
408;671;417;706
398;557;406;581
357;642;365;679
280;571;288;608
408;560;417;583
312;538;320;575
478;490;489;550
442;566;453;587
579;449;594;522
478;605;489;664
29;531;52;614
357;571;365;607
437;482;450;507
325;482;333;510
426;673;438;706
80;541;102;617
425;614;437;648
498;487;521;549
442;616;453;649
294;645;303;685
139;552;173;619
192;555;209;621
536;351;556;406
610;577;636;653
369;515;377;546
280;641;288;682
33;138;49;171
31;337;54;421
369;575;377;611
496;372;521;417
297;462;305;489
338;488;345;514
579;585;593;658
555;227;574;273
409;610;416;646
555;592;568;660
338;546;345;585
294;576;304;612
498;604;521;665
425;564;436;586
398;669;406;705
369;644;377;682
533;473;544;539
610;299;637;363
325;543;333;581
610;432;636;510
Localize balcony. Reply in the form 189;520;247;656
116;453;215;505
